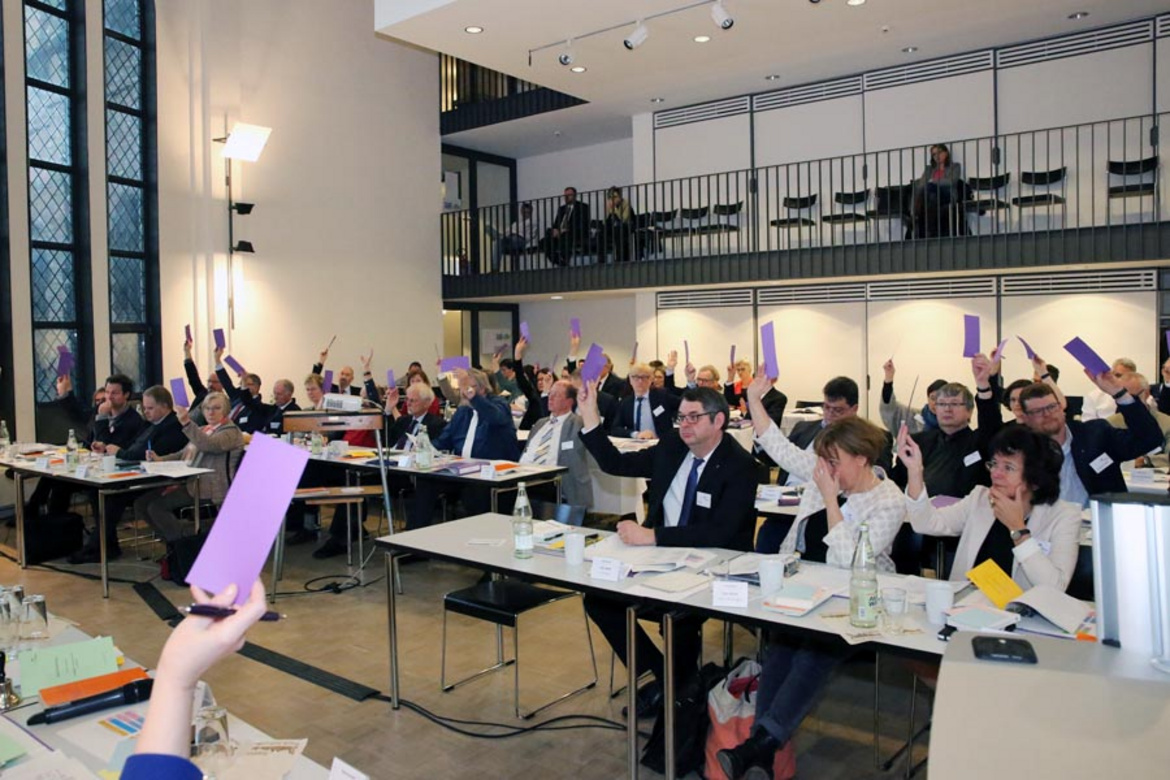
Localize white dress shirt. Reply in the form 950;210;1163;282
660;443;718;528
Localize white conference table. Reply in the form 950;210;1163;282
375;514;948;780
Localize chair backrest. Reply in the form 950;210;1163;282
782;193;817;210
1020;167;1066;187
283;410;382;433
966;172;1010;192
530;499;586;526
834;189;869;207
680;206;709;221
794;400;824;409
712;201;743;216
651;209;677;224
873;184;911;214
1107;156;1158;176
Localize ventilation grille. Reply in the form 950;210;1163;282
655;96;751;129
757;284;866;305
867;277;996;301
1159;15;1170;38
657;289;753;309
864;51;993;91
752;77;863;112
996;21;1153;69
1000;270;1156;295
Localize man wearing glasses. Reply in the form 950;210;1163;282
778;377;891;486
610;362;679;439
1014;368;1162;506
575;383;760;726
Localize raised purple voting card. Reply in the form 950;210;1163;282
439;355;471;373
570;318;581;338
213;328;226;349
992;338;1009;361
684;340;690;365
1018;336;1037;360
323;370;334;391
223;355;246;375
386;369;396;388
185;324;193;343
962;315;980;358
581;343;605;382
760;322;779;380
169;378;190;408
1063;337;1111;376
56;347;74;377
187;434;310;605
520;321;530;341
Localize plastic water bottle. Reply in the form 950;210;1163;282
309;432;324;458
0;420;10;451
65;429;80;468
849;523;879;629
513;482;533;559
413;426;434;468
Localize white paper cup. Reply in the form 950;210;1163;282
564;533;586;566
102;455;118;473
925;581;954;627
758;557;786;597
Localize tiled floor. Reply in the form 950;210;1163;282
0;524;930;779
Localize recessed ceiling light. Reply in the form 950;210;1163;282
650;97;665;103
694;35;711;43
1068;12;1089;21
902;46;918;53
765;74;781;81
551;295;564;300
464;26;483;34
570;65;586;73
847;0;866;6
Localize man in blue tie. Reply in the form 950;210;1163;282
576;382;760;721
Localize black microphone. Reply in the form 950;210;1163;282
27;679;154;726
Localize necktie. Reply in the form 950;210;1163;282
677;457;705;527
398;418;421;450
461;411;479;458
528;418;559;465
634;397;644;432
230;402;243;422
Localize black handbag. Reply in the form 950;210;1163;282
640;661;728;775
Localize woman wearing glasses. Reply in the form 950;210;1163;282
896;422;1081;590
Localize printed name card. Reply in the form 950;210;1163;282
712;580;750;608
590;557;624;582
74;465;89;479
479;464;495;480
329;757;370;780
35;457;51;469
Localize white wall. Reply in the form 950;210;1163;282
865;71;995;152
156;0;441;401
516;138;633;203
516;296;640;371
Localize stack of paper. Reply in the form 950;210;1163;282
585;536;716;573
1008;584;1094;638
761;583;835;616
946;604;1021;631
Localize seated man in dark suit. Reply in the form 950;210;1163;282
407;368;520;529
521;380;594;509
608;363;680;439
213;351;266;433
310;341;361;396
385;383;447;448
262;379;301;435
577;383;760;721
512;338;550;431
542;186;592;266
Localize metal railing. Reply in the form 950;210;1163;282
440;54;538;113
441;113;1164;277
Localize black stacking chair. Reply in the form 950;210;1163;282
1106;156;1158;200
822;189;871;225
869;184;913;240
770;194;818;228
1012;167;1066;208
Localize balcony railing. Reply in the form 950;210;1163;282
441;113;1164;278
439;54;587;135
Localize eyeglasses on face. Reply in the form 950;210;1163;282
1023;402;1061;418
822;404;852;416
675;412;717;425
985;459;1021;475
935;401;967;410
630;374;652;381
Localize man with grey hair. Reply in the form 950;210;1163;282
263;379;300;434
1083;357;1138;421
385;381;445;449
1107;371;1170;462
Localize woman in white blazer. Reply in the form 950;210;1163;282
896;423;1081;591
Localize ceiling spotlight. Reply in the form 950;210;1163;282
624;22;649;50
711;2;734;30
650;97;665;103
570;66;587;73
464;26;484;34
231;202;254;215
233;240;255;254
847;0;866;6
694;35;711;43
1067;11;1089;20
902;46;918;53
558;39;574;66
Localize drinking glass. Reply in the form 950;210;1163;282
192;705;233;776
20;595;49;640
881;587;907;636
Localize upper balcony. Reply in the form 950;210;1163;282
440;54;586;135
442;113;1170;300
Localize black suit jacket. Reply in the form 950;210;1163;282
89;408;146;450
388;412;447;449
184;358;209;409
263;400;301;435
117;413;189;462
579;427;760;551
1067;403;1163;494
215;367;268;433
601;371;630;399
610;389;680;438
310;362;360;395
514;364;548;431
552;200;591;244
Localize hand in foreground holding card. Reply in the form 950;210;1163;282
745;365;777;438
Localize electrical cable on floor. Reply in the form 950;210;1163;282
370;694;635;738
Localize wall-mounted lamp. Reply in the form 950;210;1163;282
213;122;271;329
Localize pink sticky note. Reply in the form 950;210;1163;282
323;370;334;391
213;328;226;349
684;340;690;365
56;347;74;377
187;435;310;604
581;343;605;382
223;355;246;375
169;378;190;408
386;369;396;387
570;318;581;338
1063;337;1111;376
439;355;471;373
962;315;980;358
185;324;192;343
760;323;779;380
1017;336;1036;360
520;321;531;341
992;338;1008;361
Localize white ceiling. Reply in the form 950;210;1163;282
378;0;1170;157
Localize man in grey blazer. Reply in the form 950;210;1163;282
521;380;594;509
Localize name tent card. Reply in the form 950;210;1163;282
712;580;749;608
590;557;624;582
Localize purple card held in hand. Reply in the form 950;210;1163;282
570;318;581;338
992;338;1009;361
962;315;980;358
213;328;226;349
187;435;310;605
760;322;779;380
386;369;396;387
1017;336;1037;360
223;355;246;375
581;343;605;382
185;323;192;343
169;378;190;408
520;321;531;341
322;370;334;390
1063;337;1111;376
439;355;471;373
56;347;74;377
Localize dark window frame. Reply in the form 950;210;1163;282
0;7;13;436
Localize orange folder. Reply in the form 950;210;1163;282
39;667;149;708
